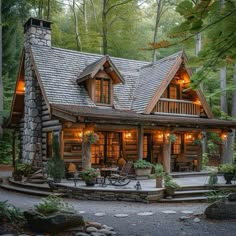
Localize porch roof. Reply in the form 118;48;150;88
51;103;236;129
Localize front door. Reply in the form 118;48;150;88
143;134;152;163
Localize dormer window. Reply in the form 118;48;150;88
95;78;111;104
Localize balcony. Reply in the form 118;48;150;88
153;98;201;117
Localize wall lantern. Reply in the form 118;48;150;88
221;133;228;141
125;132;131;138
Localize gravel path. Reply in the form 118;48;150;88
0;188;235;236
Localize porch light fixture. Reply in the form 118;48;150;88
74;131;83;139
125;132;131;138
222;133;228;141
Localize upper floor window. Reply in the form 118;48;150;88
95;78;111;104
162;83;180;99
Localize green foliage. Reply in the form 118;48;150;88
206;190;230;203
84;131;99;144
168;134;177;143
208;172;218;186
0;129;13;164
218;163;235;174
80;168;99;181
164;173;180;189
47;134;65;180
154;163;164;177
202;153;209;170
0;200;23;222
35;195;75;216
134;160;153;169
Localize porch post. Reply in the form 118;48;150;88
163;135;171;173
138;124;143;160
12;130;16;169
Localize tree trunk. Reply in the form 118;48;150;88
0;0;3;137
72;0;82;51
83;0;88;33
220;66;228;113
47;0;50;20
82;142;91;169
102;0;108;55
152;0;162;62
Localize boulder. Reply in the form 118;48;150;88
205;198;236;220
24;210;85;233
227;193;236;202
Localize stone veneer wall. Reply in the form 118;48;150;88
22;24;51;163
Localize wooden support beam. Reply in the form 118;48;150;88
163;137;171;173
138;124;143;160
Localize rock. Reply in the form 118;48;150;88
227;193;236;201
24;210;85;233
75;233;91;236
94;213;106;217
193;212;204;216
102;226;114;231
91;233;107;236
86;226;98;233
205;199;236;220
193;217;200;223
179;216;190;221
0;234;15;236
87;221;102;229
162;210;176;214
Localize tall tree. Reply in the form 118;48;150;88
0;0;2;137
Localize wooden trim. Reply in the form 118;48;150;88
51;108;77;122
196;89;213;118
144;53;183;114
29;48;52;117
6;49;25;127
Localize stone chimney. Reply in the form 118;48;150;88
22;18;52;164
24;17;52;48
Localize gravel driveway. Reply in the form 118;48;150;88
0;188;235;236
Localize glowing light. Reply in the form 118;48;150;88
125;132;131;138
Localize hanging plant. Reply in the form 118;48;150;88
84;131;99;144
168;134;177;143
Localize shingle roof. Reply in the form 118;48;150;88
30;45;182;112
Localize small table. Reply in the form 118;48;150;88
100;168;118;185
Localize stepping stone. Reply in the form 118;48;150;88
79;211;86;214
181;211;193;214
94;213;106;217
193;217;201;223
179;216;190;221
114;214;129;218
137;212;153;216
162;210;177;214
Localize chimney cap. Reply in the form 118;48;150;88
24;17;52;33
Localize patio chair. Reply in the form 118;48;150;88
108;161;133;186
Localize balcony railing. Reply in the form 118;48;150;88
153;98;201;117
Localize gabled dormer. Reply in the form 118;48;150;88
77;55;125;106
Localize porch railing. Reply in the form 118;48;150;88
153;98;201;117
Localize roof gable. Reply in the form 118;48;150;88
77;55;125;84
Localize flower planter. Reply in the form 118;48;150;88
224;173;234;184
135;168;152;177
85;179;96;186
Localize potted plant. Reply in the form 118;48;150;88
218;163;235;184
154;163;164;188
164;173;180;198
80;168;99;186
134;160;153;177
47;134;65;183
168;134;177;143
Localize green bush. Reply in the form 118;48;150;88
154;163;164;177
0;200;23;222
218;163;235;174
35;195;75;215
202;153;209;170
134;160;153;169
164;173;180;189
208;172;218;185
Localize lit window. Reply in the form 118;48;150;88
95;78;111;104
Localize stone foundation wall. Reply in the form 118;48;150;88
66;187;164;203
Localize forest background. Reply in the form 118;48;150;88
0;0;236;164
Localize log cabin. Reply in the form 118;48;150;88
5;18;236;173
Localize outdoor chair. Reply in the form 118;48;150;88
108;161;133;186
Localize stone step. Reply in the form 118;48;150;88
158;196;208;203
8;177;50;191
174;189;213;198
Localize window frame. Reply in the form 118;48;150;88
95;77;112;105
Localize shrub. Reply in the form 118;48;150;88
208;172;218;186
35;195;75;215
202;153;209;170
134;160;153;169
164;173;180;189
154;163;164;177
80;168;99;181
0;200;23;222
218;163;235;174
